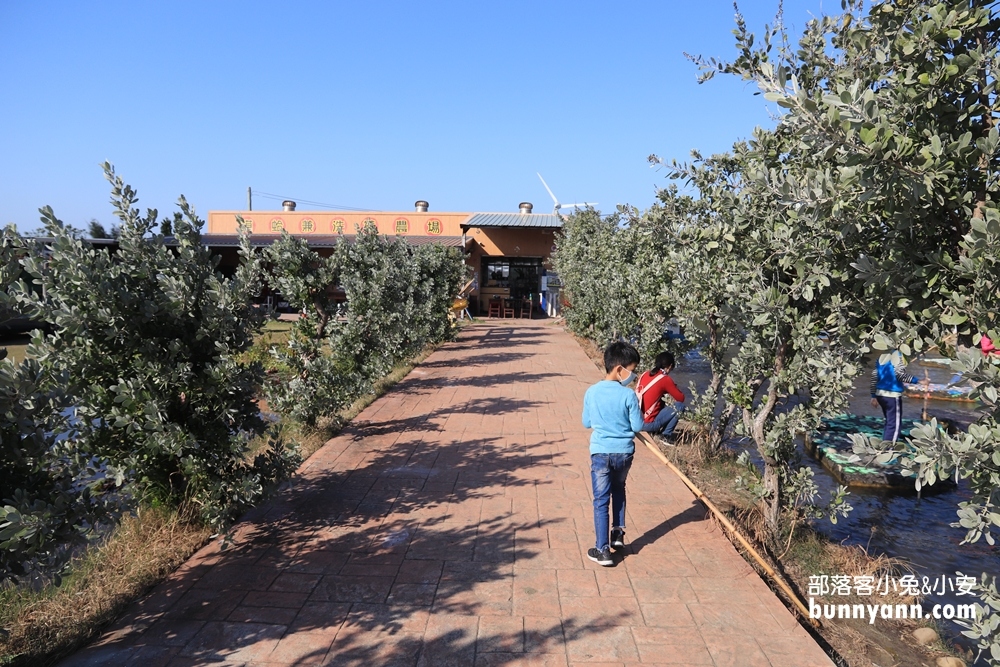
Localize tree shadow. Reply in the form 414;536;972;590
56;401;604;666
390;371;569;394
628;502;707;555
417;351;537;369
347;395;548;437
55;319;623;667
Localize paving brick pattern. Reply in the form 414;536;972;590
60;321;833;667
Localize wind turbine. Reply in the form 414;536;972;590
537;173;597;216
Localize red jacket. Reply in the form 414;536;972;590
635;370;685;423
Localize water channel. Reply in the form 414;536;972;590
671;354;999;663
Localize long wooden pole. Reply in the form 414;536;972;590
636;431;821;629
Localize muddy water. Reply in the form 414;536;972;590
670;353;999;661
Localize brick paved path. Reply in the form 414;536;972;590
62;321;833;667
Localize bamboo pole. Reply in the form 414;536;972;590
636;431;821;629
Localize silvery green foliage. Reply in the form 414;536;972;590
956;574;1000;665
661;129;863;533
553;207;675;362
265;225;463;426
263;232;350;425
648;172;745;449
332;226;464;394
15;164;298;530
709;0;1000;658
0;227;120;584
557;143;858;533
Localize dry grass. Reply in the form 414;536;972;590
0;507;211;667
0;335;33;365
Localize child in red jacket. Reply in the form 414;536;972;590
635;351;685;441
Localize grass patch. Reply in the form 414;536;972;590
0;336;32;365
0;507;211;667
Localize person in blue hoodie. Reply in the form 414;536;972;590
582;341;644;567
869;350;917;443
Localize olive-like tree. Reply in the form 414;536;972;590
16;164;298;529
704;0;1000;658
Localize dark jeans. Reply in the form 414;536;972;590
640;403;685;436
876;395;903;442
590;452;633;551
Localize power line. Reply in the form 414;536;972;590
252;190;379;212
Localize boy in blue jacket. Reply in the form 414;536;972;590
582;341;644;566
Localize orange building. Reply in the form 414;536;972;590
204;200;564;315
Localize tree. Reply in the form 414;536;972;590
646;172;744;451
554;207;675;361
701;0;1000;659
263;231;349;425
264;225;464;426
86;219;120;240
0;227;118;584
16;163;298;528
671;132;857;533
160;213;180;237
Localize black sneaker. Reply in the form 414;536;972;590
587;547;614;566
610;528;625;551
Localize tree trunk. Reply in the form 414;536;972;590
705;313;730;452
709;402;735;452
973;26;993;222
762;461;783;533
751;339;788;532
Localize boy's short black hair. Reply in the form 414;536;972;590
604;341;640;373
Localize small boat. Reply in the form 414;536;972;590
805;414;952;491
916;357;953;369
904;380;976;403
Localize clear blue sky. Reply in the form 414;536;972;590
1;1;831;230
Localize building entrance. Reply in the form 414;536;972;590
482;257;543;298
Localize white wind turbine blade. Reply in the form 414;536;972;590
559;203;597;209
537;173;561;211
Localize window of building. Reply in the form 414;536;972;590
395;218;409;234
481;257;543;298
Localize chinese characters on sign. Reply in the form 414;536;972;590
807;574;978;597
426;219;442;235
361;218;378;232
395;218;409;234
331;218;345;234
300;218;315;233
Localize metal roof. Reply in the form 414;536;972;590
462;213;563;229
196;234;467;248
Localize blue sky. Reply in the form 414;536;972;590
1;1;832;230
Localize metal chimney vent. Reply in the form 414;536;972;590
518;202;533;214
282;200;296;212
415;200;429;213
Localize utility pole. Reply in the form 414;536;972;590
247;187;252;211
